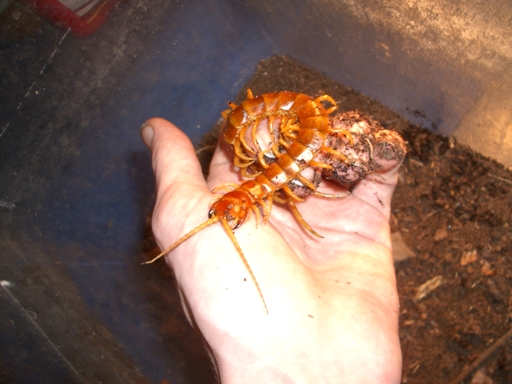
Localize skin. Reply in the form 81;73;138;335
141;117;403;384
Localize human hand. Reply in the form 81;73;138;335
141;117;402;384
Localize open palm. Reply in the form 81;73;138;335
144;117;402;383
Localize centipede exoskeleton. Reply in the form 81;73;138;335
144;89;355;313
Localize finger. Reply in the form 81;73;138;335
141;120;302;318
141;118;206;193
324;113;406;219
141;118;212;252
209;126;232;167
351;130;406;219
206;135;246;188
351;166;400;215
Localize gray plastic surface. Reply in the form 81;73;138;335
1;0;510;383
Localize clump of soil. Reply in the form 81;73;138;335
195;55;512;383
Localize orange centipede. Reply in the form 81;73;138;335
144;89;352;313
221;89;354;231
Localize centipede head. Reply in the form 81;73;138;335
208;191;251;229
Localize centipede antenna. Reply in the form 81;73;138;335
142;216;221;265
219;218;269;314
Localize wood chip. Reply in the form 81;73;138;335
414;275;443;301
470;369;493;384
391;231;416;261
434;228;448;241
481;260;495;277
461;249;478;266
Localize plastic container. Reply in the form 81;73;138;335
20;0;123;35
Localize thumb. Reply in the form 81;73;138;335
141;118;210;250
141;118;206;194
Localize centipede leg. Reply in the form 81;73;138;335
280;118;300;141
314;94;338;114
251;205;261;227
282;184;305;202
330;128;354;146
312;189;350;199
320;145;350;164
239;120;259;156
286;199;323;238
212;183;240;193
365;137;374;163
260;195;273;223
233;139;257;162
257;150;271;168
296;174;317;192
251;117;263;153
221;101;238;120
241;166;262;178
309;160;333;169
234;155;255;169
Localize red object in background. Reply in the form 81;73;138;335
19;0;124;36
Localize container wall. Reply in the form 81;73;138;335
0;0;511;383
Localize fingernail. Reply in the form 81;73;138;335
140;123;154;148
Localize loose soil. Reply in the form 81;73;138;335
157;55;512;383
